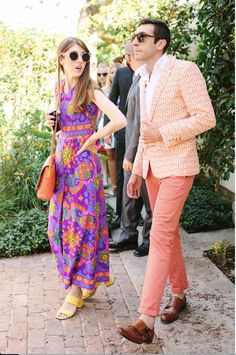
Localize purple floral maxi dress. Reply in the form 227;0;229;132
48;86;109;290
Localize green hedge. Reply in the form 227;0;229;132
0;208;50;258
180;183;233;233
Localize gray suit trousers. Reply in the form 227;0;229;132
119;170;152;244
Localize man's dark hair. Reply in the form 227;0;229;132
138;18;171;52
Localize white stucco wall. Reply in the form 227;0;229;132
220;173;235;193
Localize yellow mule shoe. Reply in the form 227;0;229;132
82;275;115;300
56;294;84;320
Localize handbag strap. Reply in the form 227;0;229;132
49;65;62;167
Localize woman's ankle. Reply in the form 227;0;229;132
69;285;82;298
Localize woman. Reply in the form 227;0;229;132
103;62;123;196
96;63;110;188
97;63;109;88
46;37;126;320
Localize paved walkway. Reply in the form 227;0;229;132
0;252;162;354
0;224;234;354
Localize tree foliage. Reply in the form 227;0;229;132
79;0;196;62
194;0;235;189
0;23;62;217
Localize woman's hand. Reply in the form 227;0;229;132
45;112;56;128
77;134;97;155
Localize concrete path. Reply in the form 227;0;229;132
0;223;234;354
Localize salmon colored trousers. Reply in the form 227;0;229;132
139;166;195;317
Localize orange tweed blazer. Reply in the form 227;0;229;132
132;55;216;179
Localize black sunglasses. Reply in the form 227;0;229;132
131;32;155;43
69;51;91;62
97;72;108;77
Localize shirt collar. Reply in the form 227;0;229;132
134;65;143;77
138;53;169;81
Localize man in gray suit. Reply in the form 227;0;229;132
109;42;152;256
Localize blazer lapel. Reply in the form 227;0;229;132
125;74;140;110
149;55;176;121
139;78;148;127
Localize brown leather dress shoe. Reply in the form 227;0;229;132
118;319;154;344
161;295;187;324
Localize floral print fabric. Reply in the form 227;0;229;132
48;85;109;290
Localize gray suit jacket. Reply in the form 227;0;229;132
124;74;141;163
103;66;133;139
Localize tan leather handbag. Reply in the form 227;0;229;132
35;156;56;200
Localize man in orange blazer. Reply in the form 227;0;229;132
118;18;216;344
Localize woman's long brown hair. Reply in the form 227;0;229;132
57;37;95;112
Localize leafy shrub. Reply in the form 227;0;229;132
180;183;233;233
106;201;116;234
212;239;234;267
0;126;51;219
0;202;116;258
0;208;50;258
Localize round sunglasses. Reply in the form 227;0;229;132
97;72;108;77
68;51;91;62
131;32;155;43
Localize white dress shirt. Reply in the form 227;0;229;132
138;53;169;117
